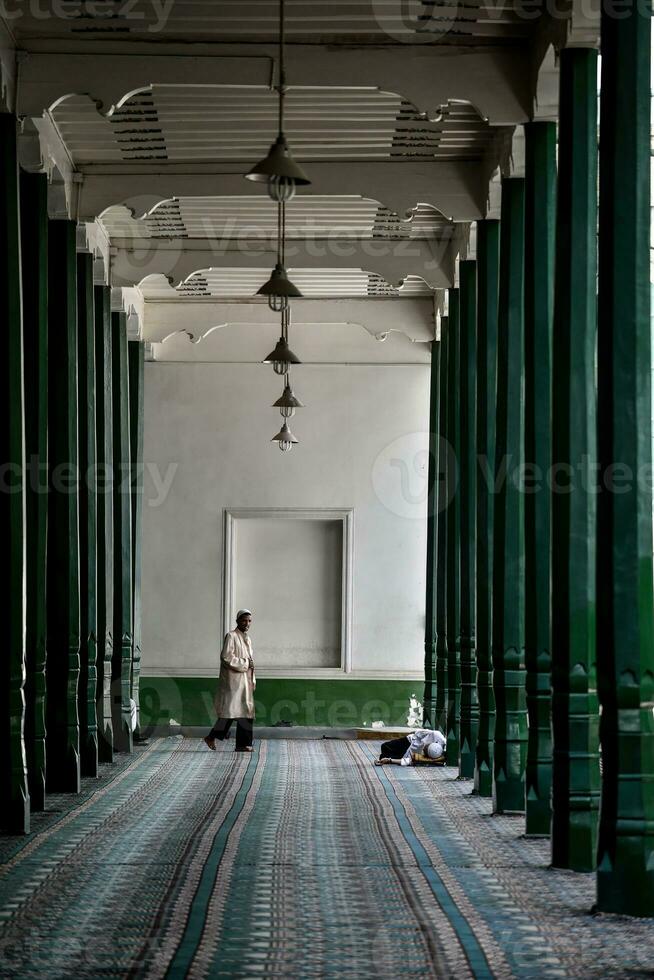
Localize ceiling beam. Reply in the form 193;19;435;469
16;45;533;123
110;237;455;289
142;297;436;345
78;162;487;223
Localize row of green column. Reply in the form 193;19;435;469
423;6;653;916
0;115;146;832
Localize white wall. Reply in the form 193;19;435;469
141;361;429;679
234;516;343;669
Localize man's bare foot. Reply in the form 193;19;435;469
204;736;216;751
235;746;254;753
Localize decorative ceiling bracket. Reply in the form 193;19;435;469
0;25;15;113
533;45;560;122
111;286;145;341
565;0;601;48
17;114;78;220
77;220;110;286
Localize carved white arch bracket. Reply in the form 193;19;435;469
109;238;455;291
565;0;601;48
16;47;533;125
17;115;78;219
77;220;110;285
142;297;435;348
78;162;486;226
111;286;145;341
148;319;431;365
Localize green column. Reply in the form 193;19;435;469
446;291;461;766
77;252;98;778
423;340;439;727
551;48;600;871
129;341;145;739
435;318;449;733
94;285;114;762
596;5;654;916
459;260;479;778
112;311;133;753
0;115;30;833
20;170;48;812
474;220;499;798
524;122;556;836
492;177;527;815
46;219;81;794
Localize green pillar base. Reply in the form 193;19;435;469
492;742;527;814
459;736;476;779
98;729;114;764
473;760;493;797
446;732;459;767
27;744;46;811
45;746;81;794
81;736;99;778
597;838;654;917
525;790;551;837
2;795;30;835
551;808;598;872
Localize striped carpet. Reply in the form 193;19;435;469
0;737;652;978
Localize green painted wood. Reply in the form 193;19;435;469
77;252;98;778
524;122;556;837
20;170;48;812
0;116;30;833
492;178;527;815
112;311;133;753
46;219;81;794
446;292;461;766
596;5;654;916
94;285;114;762
459;259;479;778
474;220;499;798
435;318;449;733
129;341;145;738
551;49;600;871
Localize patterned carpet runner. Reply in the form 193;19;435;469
0;737;652;978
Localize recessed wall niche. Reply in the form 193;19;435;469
223;509;354;676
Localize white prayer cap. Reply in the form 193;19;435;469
236;609;252;620
426;741;444;760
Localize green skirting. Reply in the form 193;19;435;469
139;677;423;728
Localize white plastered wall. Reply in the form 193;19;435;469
140;360;430;680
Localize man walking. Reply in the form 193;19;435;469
204;609;256;753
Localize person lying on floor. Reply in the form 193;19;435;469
375;729;447;766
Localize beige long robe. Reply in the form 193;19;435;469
214;628;256;720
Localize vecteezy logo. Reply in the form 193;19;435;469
372;432;458;519
370;0;458;43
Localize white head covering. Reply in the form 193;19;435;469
236;609;252;620
426;740;444;760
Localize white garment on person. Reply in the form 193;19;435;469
401;729;447;766
214;628;256;720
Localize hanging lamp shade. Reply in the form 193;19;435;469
263;336;301;375
273;382;305;417
246;134;311;188
257;262;303;301
271;420;299;452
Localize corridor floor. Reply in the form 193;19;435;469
0;738;652;979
